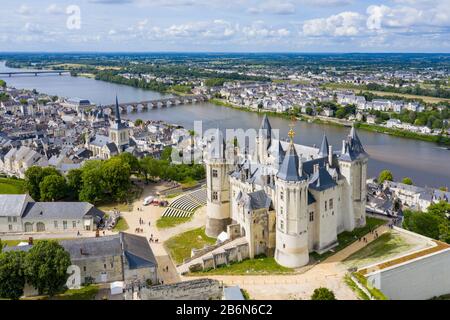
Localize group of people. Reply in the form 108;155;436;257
149;234;159;243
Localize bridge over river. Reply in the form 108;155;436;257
100;94;209;114
0;70;71;77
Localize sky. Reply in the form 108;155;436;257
1;0;450;52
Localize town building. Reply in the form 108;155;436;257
0;194;104;234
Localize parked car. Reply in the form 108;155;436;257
143;196;155;206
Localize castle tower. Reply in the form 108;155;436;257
205;132;232;238
256;115;272;164
274;128;309;268
338;125;369;231
109;96;129;152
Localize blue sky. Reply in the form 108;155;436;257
1;0;450;52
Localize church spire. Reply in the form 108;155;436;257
115;95;121;124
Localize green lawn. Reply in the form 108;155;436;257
52;285;99;300
311;217;386;262
97;202;133;213
0;178;26;194
1;238;76;248
156;216;192;229
164;227;216;264
113;217;129;232
344;232;414;269
344;274;370;300
165;192;182;199
191;255;294;276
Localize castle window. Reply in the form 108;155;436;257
104;264;107;269
280;207;284;216
13;217;17;223
72;221;77;228
8;224;12;231
212;192;219;201
54;221;58;228
212;169;218;178
283;244;286;249
329;199;334;209
309;212;314;222
280;191;284;200
280;220;284;230
324;201;327;211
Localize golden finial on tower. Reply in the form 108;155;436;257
288;115;296;144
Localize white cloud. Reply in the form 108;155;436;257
46;4;66;15
303;11;364;37
17;4;32;16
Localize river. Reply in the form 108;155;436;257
1;61;449;188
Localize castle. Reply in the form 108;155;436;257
204;115;368;268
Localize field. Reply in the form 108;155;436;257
156;216;192;229
344;232;414;269
191;255;294;276
112;217;129;232
164;227;216;264
311;217;386;261
0;178;26;194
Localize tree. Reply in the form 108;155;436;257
139;157;161;182
39;175;68;201
311;288;336;300
161;146;173;162
378;170;394;184
24;166;61;200
134;119;144;127
305;107;313;116
0;251;26;300
67;169;83;198
24;241;71;296
100;157;131;202
78;161;104;203
0;80;6;88
117;153;140;174
402;177;413;185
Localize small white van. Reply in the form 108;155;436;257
143;196;154;206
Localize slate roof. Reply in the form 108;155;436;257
60;234;122;260
0;194;34;217
340;126;368;162
238;190;272;211
21;202;105;221
277;143;304;182
318;134;329;157
308;167;337;191
121;233;158;269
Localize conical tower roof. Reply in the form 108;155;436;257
277;143;303;182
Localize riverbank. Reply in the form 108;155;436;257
355;123;450;146
209;98;450;147
209;98;348;128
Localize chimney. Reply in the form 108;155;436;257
313;163;319;174
28;237;33;245
328;145;333;166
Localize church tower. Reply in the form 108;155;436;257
205;131;232;238
338;125;369;231
109;96;129;152
274;128;310;268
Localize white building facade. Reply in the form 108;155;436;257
204;116;369;268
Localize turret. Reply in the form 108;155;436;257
205;130;232;238
338;125;369;230
274;128;309;268
257;115;272;164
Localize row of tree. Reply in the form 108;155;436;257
24;154;133;204
24;151;206;205
403;202;450;244
0;241;71;299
